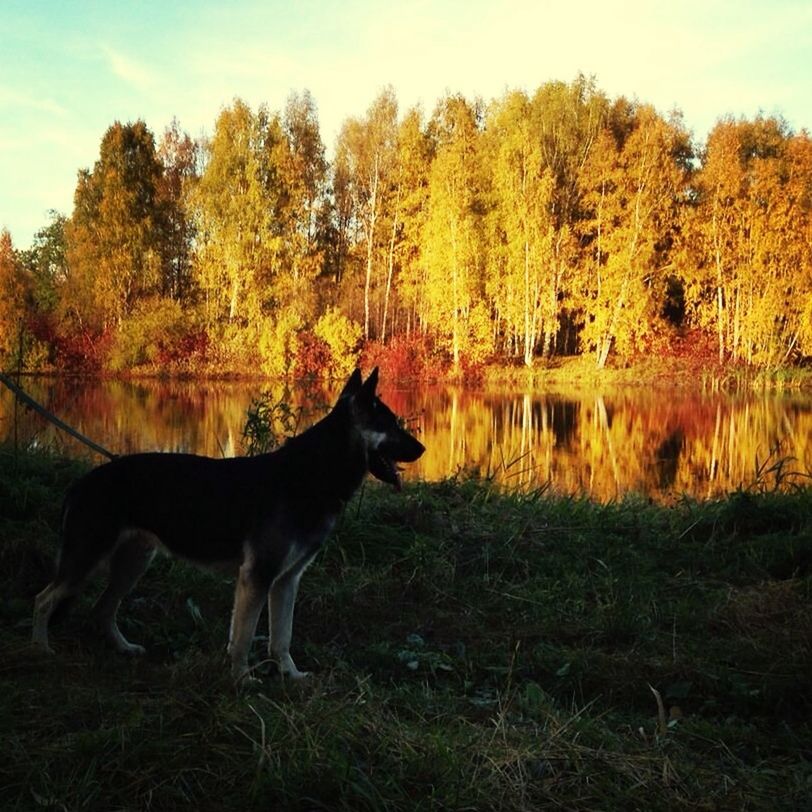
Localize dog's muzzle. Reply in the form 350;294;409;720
369;433;425;491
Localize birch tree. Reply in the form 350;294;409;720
423;94;485;367
157;119;199;303
334;87;398;339
682;117;812;364
486;90;556;366
579;103;690;368
189;100;284;325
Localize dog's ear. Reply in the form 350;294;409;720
338;369;363;401
360;367;379;401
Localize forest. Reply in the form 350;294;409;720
1;76;811;378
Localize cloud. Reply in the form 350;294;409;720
101;45;157;93
0;85;68;117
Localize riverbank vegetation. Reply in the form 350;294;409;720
1;444;810;809
1;76;811;382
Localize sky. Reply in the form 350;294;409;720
2;0;811;249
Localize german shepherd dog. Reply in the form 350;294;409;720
32;368;424;683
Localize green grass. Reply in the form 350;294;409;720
1;445;811;810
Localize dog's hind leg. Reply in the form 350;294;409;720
91;534;156;655
267;549;318;680
32;580;77;654
32;541;100;653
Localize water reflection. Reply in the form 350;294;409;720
1;377;810;502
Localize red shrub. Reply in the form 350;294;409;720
294;330;332;380
156;329;210;366
52;327;113;371
361;333;445;382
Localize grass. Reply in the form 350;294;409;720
1;444;811;810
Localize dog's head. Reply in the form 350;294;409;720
338;367;425;490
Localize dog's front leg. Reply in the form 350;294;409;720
228;562;268;684
268;564;310;680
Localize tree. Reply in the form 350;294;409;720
485;90;556;366
20;211;68;314
782;132;812;361
273;90;329;314
422;94;485;367
680;116;810;364
335;87;399;339
382;106;432;340
64;120;167;331
531;76;608;355
158;119;199;302
189;99;285;326
578;103;690;368
281;90;328;252
0;229;26;364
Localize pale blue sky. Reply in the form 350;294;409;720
2;0;811;248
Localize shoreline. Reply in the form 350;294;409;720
8;354;812;392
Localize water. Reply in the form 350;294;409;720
2;376;810;501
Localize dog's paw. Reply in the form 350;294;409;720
281;667;311;681
274;652;311;681
31;639;55;656
117;641;147;656
233;669;263;691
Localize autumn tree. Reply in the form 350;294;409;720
783;132;812;360
334;87;399;339
281;90;327;252
64;121;167;332
20;211;68;315
0;229;27;365
158;119;199;302
681;116;811;364
422;94;486;367
274;90;329;314
189;99;285;326
531;76;608;354
485;90;557;366
383;106;433;340
578;103;690;368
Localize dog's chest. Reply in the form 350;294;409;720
253;511;338;576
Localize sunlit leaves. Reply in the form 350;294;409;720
579;104;690;367
422;95;484;368
5;80;811;376
64;121;167;331
680;117;812;365
0;230;26;363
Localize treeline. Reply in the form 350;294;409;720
1;76;811;377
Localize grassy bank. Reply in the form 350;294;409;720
1;446;810;810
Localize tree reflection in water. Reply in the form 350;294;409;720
1;377;810;502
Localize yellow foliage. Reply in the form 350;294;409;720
0;230;26;365
259;310;302;379
313;307;362;378
460;301;494;365
108;297;190;372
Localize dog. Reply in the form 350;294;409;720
32;368;424;683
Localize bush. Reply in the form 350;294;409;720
108;297;203;372
293;330;331;379
362;333;445;382
313;307;362;379
259;311;302;379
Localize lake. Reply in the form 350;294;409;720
1;376;810;502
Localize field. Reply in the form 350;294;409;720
1;446;810;810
